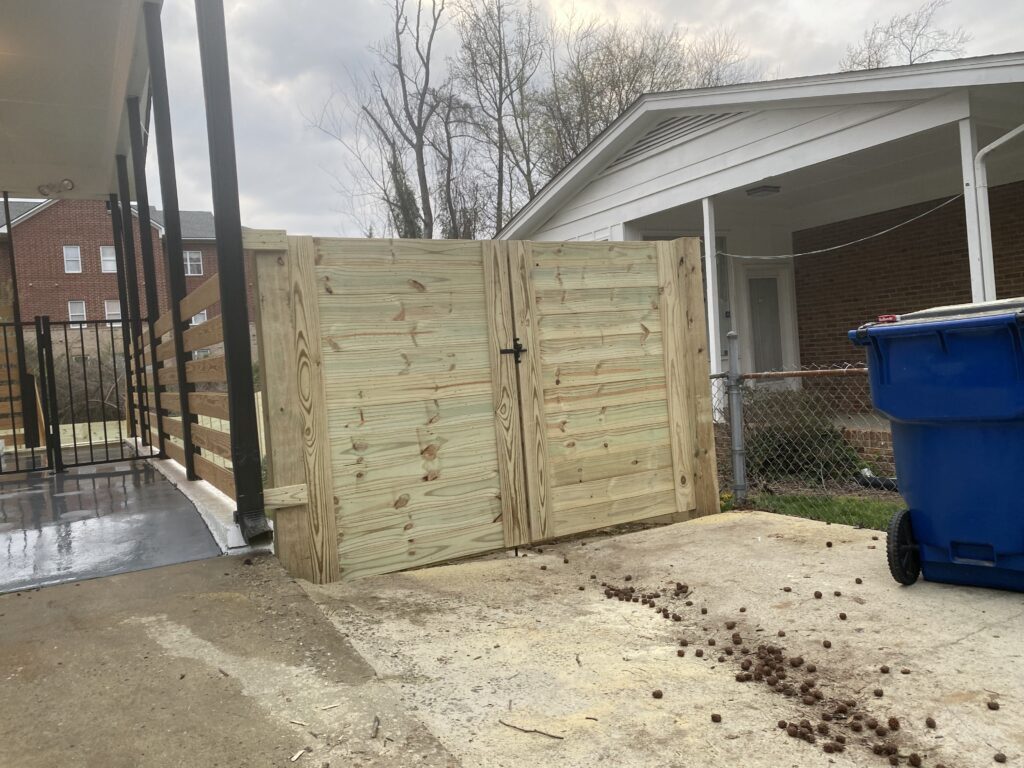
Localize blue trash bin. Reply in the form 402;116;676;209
850;299;1024;592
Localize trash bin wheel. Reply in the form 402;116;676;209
886;508;920;586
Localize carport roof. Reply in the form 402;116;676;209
0;0;158;200
499;51;1024;240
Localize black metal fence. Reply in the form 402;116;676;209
713;332;902;530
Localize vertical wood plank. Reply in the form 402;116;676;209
674;237;720;516
253;246;314;580
290;236;340;582
508;240;553;541
483;241;530;547
656;241;697;520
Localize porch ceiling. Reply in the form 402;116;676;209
631;113;1024;238
0;0;155;200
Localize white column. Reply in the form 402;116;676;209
958;118;994;302
702;196;723;374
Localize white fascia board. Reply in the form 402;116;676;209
533;90;969;242
0;199;57;233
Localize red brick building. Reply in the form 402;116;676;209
1;199;252;325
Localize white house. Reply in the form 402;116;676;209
500;53;1024;375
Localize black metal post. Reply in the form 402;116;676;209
194;0;268;542
2;192;39;450
109;193;138;439
37;316;63;472
144;2;196;480
127;96;166;458
116;155;150;447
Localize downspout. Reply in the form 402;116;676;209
974;120;1024;301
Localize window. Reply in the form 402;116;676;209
184;250;203;276
63;245;82;273
100;246;117;273
190;310;208;326
104;299;122;326
68;300;87;326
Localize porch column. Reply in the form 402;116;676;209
144;1;197;479
116;155;150;446
194;0;269;542
958;118;995;302
127;95;166;457
702;197;723;374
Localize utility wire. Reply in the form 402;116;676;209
712;193;964;261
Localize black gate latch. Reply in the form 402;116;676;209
500;337;526;364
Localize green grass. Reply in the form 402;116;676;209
747;493;901;531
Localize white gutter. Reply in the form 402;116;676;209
974;120;1024;300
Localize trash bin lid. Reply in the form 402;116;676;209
867;297;1024;329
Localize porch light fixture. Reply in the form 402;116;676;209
746;184;781;197
36;178;75;197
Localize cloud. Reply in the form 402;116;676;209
147;0;1022;236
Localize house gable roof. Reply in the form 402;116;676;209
499;51;1024;239
1;199;217;241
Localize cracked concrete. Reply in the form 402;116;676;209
304;511;1024;768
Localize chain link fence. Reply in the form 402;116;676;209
713;335;903;531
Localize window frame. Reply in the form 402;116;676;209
63;245;83;274
68;300;87;326
100;245;118;274
190;309;208;327
104;299;122;327
184;250;204;277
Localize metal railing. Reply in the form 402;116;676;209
713;332;902;529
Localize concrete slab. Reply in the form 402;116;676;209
0;556;456;768
0;462;220;593
305;511;1024;768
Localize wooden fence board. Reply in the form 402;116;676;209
675;238;720;516
180;274;221;319
253;244;317;581
657;241;698;518
182;315;223;353
251;231;716;583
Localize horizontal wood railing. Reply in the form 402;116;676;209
131;272;238;500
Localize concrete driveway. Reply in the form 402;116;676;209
306;511;1024;768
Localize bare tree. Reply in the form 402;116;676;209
840;0;970;71
452;0;546;233
535;18;762;178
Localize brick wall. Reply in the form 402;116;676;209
0;200;255;325
793;180;1024;366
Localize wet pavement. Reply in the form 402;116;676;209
0;461;220;593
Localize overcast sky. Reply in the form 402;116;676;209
149;0;1024;236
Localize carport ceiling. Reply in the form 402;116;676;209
0;0;154;199
715;120;1024;230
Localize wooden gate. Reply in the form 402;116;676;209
249;232;718;583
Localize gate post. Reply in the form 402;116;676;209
726;331;748;505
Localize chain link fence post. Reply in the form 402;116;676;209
726;330;747;505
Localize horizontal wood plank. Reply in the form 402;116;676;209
194;453;235;498
190;422;232;460
180;274;221;319
188;391;229;420
263;483;308;509
182;315;223;352
551;467;675;511
549;489;679;539
185;354;226;384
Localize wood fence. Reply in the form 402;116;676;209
247;232;718;584
132;273;236;497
